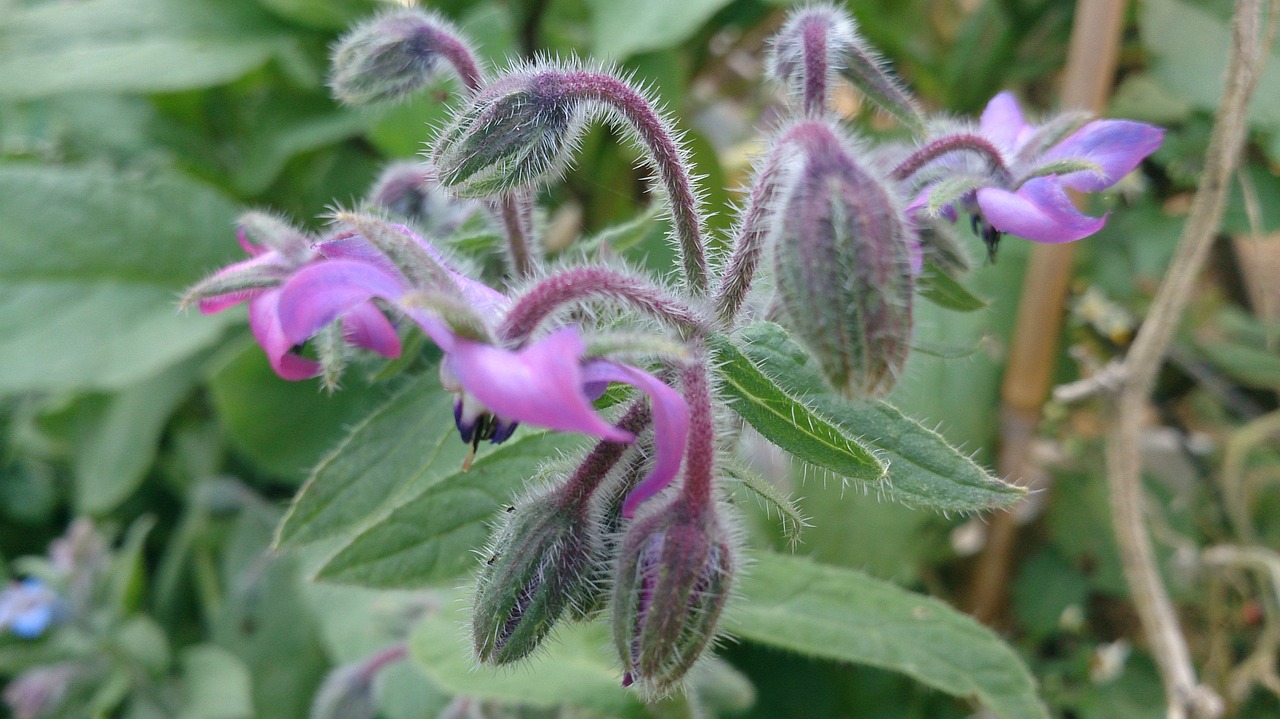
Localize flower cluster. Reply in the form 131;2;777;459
186;3;1162;696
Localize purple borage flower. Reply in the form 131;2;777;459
265;221;689;514
902;91;1163;256
193;225;402;381
0;579;62;639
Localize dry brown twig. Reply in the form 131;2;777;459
1101;1;1277;717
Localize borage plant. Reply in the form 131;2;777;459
184;4;1161;715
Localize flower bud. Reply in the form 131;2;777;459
772;121;914;397
433;72;578;198
612;502;734;695
329;9;479;106
3;663;79;719
308;645;406;719
471;484;602;664
366;162;478;235
768;6;923;130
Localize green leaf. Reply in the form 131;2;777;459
709;332;887;484
275;373;465;548
314;430;587;587
1197;339;1280;388
74;361;198;515
233;95;369;194
178;645;254;719
728;551;1049;719
1140;0;1280;130
919;261;988;312
587;0;734;60
735;323;1025;512
207;338;391;480
409;588;649;718
0;0;295;99
0;163;242;392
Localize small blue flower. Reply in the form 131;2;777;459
0;579;61;639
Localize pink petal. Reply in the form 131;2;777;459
1042;120;1164;192
276;260;411;348
248;291;320;380
979;91;1030;154
237;226;267;257
976;178;1106;243
446;327;632;442
343;301;402;358
582;361;690;517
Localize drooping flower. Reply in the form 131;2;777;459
0;579;62;639
903;91;1163;254
183;216;402;381
270;219;689;510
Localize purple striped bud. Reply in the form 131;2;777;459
471;484;603;664
433;71;579;198
612;501;734;695
772;121;915;397
329;8;481;106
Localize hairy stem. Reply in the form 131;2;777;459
801;18;830;116
559;71;709;293
890;134;1011;183
500;266;705;345
678;356;715;510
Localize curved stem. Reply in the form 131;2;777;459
557;71;709;293
712;140;790;328
500;266;705;345
430;26;483;93
890;134;1011;183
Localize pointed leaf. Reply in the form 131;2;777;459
312;430;588;587
708;333;887;484
275;373;465;548
919;260;988;312
728;551;1049;719
735;323;1024;512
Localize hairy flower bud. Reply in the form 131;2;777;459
773;121;914;397
612;502;733;695
433;72;579;198
366;162;478;235
768;5;923;130
330;9;481;105
471;484;602;664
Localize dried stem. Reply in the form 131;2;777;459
1104;2;1271;716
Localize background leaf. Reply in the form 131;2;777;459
728;551;1050;719
0;0;296;99
587;0;734;60
0;163;240;392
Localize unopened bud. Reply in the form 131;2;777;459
768;5;923;131
309;645;406;719
773;121;914;397
612;502;733;695
329;9;479;105
433;71;578;198
239;211;312;262
3;663;79;719
471;484;602;664
366;162;478;234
